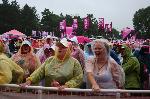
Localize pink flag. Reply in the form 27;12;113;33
98;18;104;30
60;22;64;30
105;24;109;32
62;20;66;29
109;22;112;32
73;19;78;30
84;17;89;30
66;27;73;38
60;20;66;32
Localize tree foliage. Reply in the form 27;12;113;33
133;6;150;39
0;0;21;34
41;9;61;37
2;0;9;5
0;0;39;36
112;28;121;39
0;0;120;39
20;4;39;36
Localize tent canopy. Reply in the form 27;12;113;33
4;29;25;36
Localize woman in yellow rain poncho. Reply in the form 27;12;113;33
0;40;24;84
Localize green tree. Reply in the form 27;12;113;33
2;0;9;5
10;0;21;30
133;6;150;39
40;9;61;37
112;28;121;39
20;4;39;36
84;14;98;37
0;0;21;34
60;13;64;19
65;14;73;26
73;16;85;36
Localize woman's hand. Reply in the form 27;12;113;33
51;80;60;87
92;84;100;92
58;85;68;91
19;80;31;88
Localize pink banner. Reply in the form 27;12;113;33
73;19;78;30
66;27;73;38
84;17;89;30
105;24;109;32
98;18;104;30
60;20;66;31
62;20;66;29
109;22;112;32
60;22;64;30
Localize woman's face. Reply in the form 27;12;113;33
46;38;52;44
44;48;51;57
49;49;55;56
93;42;107;57
21;44;31;54
18;39;22;43
120;48;126;57
57;44;68;57
87;45;92;52
44;48;54;57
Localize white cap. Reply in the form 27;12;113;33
22;40;31;46
56;38;69;47
46;35;52;39
2;38;7;41
70;36;78;44
50;45;56;51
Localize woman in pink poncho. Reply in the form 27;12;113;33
11;40;41;82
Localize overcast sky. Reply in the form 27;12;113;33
0;0;150;31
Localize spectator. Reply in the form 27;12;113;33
70;36;85;69
120;44;140;91
85;39;125;93
11;40;41;82
38;44;55;64
84;43;94;60
20;38;83;90
0;40;24;84
134;45;150;89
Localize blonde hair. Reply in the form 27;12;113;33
0;41;5;53
92;39;110;57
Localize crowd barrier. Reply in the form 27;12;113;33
0;84;150;99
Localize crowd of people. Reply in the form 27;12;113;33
0;35;150;95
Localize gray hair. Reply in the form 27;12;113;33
91;39;110;57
